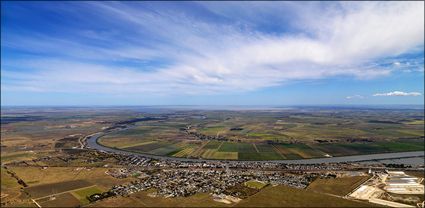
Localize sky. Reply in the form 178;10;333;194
1;1;424;106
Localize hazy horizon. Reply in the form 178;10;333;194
2;104;424;110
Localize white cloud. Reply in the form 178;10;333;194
346;95;364;99
373;91;422;97
387;57;425;73
1;1;424;95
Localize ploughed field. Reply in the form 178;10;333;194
98;108;425;160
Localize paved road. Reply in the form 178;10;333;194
86;132;424;164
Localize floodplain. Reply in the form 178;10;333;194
96;107;424;160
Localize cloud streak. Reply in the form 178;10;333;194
346;95;364;99
373;91;422;97
1;1;424;95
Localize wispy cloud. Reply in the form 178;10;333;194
346;95;364;99
1;1;424;95
373;91;422;97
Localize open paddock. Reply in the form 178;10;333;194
36;192;81;207
307;176;370;196
72;186;104;204
89;189;230;207
9;167;133;191
235;185;376;207
24;180;93;199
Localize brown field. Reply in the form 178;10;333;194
1;167;22;205
24;180;93;199
1;151;39;163
9;167;133;190
306;176;370;196
2;202;37;208
36;192;81;207
1;166;133;207
235;185;376;207
1;109;132;164
89;189;230;207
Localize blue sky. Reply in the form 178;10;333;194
1;1;424;106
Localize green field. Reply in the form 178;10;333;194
239;152;283;160
244;180;268;189
203;141;223;149
405;120;425;125
72;186;104;204
315;139;425;157
218;142;257;153
173;147;196;157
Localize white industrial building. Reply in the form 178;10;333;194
384;171;424;194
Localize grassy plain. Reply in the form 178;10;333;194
36;192;80;207
24;180;93;199
235;185;376;207
1;167;22;204
89;189;230;207
1;166;131;207
9;167;132;190
306;176;370;196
